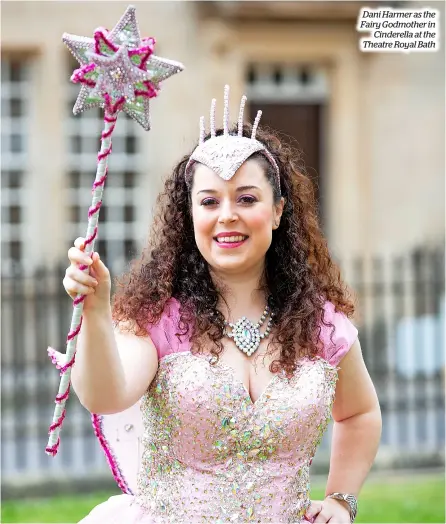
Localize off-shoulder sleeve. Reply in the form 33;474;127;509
146;298;190;360
319;301;358;367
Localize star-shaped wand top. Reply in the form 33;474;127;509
63;4;184;130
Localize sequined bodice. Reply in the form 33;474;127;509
135;351;339;523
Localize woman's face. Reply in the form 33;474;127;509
190;158;284;275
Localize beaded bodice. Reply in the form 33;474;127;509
135;351;339;523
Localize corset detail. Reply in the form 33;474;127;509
135;351;339;523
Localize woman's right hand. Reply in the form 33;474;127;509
63;237;112;313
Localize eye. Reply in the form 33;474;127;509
201;198;218;206
238;195;257;204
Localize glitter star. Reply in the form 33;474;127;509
87;44;152;104
62;5;184;130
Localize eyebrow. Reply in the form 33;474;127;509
197;185;260;195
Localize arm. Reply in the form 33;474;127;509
71;305;159;414
325;338;382;505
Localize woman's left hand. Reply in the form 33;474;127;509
304;498;351;523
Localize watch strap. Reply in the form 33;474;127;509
326;492;358;523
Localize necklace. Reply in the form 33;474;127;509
224;302;274;356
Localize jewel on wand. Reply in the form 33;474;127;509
46;5;184;456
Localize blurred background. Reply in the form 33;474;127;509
1;0;444;522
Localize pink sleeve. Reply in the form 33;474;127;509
319;301;358;367
146;298;190;360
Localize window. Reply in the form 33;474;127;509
246;63;327;103
1;58;31;271
65;57;142;274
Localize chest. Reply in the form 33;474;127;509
144;352;338;466
204;337;280;404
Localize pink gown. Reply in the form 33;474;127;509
52;299;357;523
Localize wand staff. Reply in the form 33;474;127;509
46;5;183;456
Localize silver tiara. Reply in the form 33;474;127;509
184;85;280;189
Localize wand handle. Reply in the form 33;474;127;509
46;112;116;456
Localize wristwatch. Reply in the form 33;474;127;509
325;492;358;523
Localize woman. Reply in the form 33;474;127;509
59;86;382;523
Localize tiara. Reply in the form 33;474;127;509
184;85;280;190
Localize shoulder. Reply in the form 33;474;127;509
146;297;190;359
319;300;359;368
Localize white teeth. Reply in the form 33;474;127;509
216;235;247;243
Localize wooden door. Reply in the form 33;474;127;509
249;103;325;227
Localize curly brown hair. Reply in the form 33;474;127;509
111;123;355;376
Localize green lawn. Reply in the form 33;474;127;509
2;474;444;523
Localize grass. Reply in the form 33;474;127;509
1;492;115;524
1;473;444;523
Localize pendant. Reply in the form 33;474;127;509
230;316;261;356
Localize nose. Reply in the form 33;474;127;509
218;200;237;224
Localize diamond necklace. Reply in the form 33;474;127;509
224;302;274;356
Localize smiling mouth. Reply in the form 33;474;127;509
213;235;249;244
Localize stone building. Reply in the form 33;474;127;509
1;1;445;487
2;1;444;275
